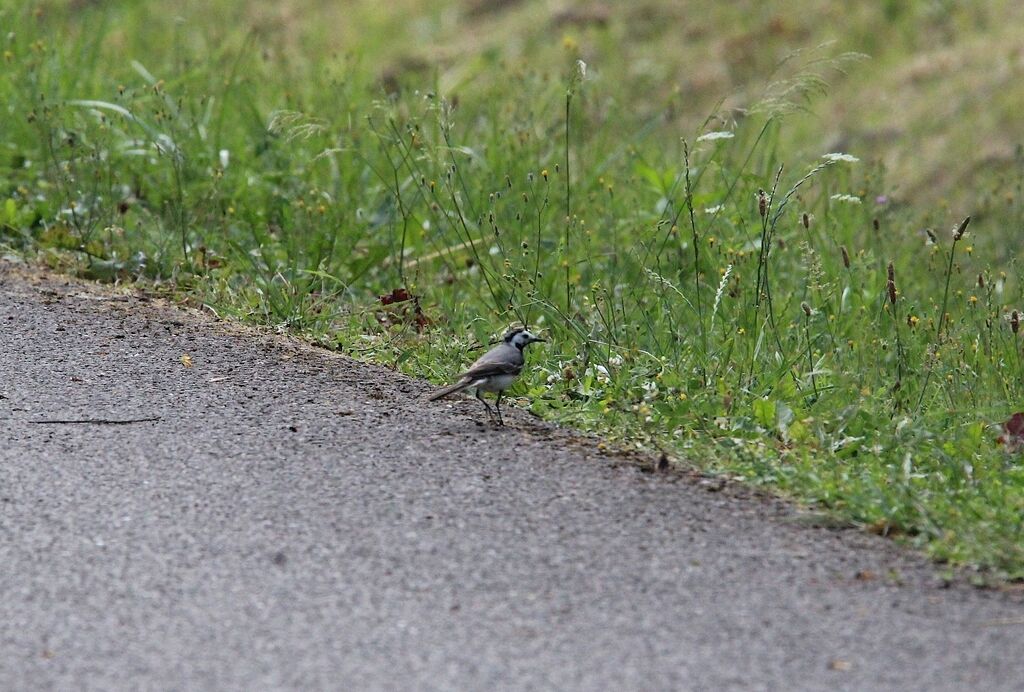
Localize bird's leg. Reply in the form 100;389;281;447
475;388;496;422
494;392;505;426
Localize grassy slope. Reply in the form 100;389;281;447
3;0;1024;578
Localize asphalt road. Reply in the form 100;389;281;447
2;262;1023;691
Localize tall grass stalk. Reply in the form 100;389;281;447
916;216;971;412
682;140;707;386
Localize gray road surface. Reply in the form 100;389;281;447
2;263;1023;691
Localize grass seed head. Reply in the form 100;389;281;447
841;245;850;268
757;188;767;218
1012;310;1020;335
952;215;971;241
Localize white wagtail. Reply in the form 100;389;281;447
428;327;545;425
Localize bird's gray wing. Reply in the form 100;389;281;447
460;359;522;380
460;345;523;380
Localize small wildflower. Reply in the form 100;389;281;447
697;131;735;142
969;295;978;305
801;301;812;317
704;204;724;215
830;193;862;204
965;245;973;255
757;189;767;218
822;152;860;163
907;315;919;328
541;169;548;181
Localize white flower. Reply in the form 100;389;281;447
830;193;862;204
822;152;859;163
576;59;587;80
697;131;734;142
703;204;724;214
218;149;230;169
609;354;623;367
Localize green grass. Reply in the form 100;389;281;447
4;1;1024;579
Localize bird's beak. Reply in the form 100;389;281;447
532;336;546;343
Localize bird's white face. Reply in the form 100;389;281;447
509;330;544;349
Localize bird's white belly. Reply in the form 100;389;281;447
474;374;518;392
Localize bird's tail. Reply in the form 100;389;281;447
427;378;472;401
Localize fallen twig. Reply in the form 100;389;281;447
29;417;161;425
977;617;1024;627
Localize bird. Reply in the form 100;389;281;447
427;327;545;425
